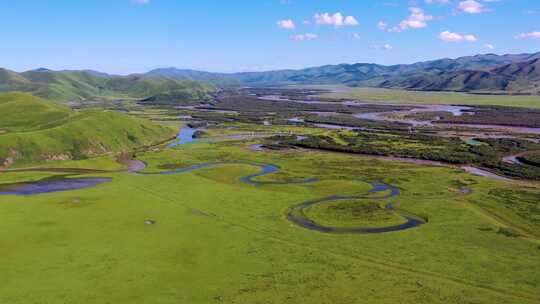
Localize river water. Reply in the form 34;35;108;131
168;127;199;147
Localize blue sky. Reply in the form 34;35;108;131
0;0;539;74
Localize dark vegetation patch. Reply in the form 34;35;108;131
192;130;207;138
215;95;403;114
176;91;413;127
519;153;540;167
436;105;540;128
303;114;411;131
497;227;521;238
404;111;453;121
278;132;540;179
242;87;332;99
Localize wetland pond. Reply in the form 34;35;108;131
0;176;112;196
0;126;199;195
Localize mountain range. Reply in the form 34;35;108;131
1;52;539;101
145;52;540;94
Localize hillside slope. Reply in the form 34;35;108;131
0;92;72;132
0;93;177;167
0;69;215;101
374;58;540;94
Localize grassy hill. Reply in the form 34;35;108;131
373;58;540;94
0;69;215;102
0;92;72;132
0;93;177;167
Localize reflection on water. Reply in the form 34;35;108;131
0;176;111;196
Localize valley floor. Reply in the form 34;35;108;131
1;126;539;304
1;88;540;304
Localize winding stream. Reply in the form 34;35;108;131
0;125;428;234
130;161;424;233
287;183;425;234
168;126;199;147
0;159;424;234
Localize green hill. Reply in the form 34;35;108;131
0;69;215;102
373;58;540;94
0;93;177;167
0;92;72;132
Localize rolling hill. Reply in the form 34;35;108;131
0;93;177;167
0;69;215;101
372;58;540;94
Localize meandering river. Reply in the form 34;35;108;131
0;126;426;234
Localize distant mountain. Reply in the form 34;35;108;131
0;69;215;101
144;68;240;86
393;52;540;73
2;52;539;98
141;52;540;94
373;58;540;94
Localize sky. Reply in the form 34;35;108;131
0;0;539;74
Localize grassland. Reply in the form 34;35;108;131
316;86;540;109
301;199;408;228
0;133;539;303
1;87;539;303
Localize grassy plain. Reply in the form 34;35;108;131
1;134;539;304
316;86;540;109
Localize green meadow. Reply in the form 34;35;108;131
1;138;539;304
316;86;540;109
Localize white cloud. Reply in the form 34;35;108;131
485;43;494;49
314;12;359;27
344;16;359;26
134;0;150;4
439;30;477;42
457;0;488;14
370;43;393;50
277;19;296;30
291;33;318;41
389;7;433;32
377;21;387;30
515;31;540;39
